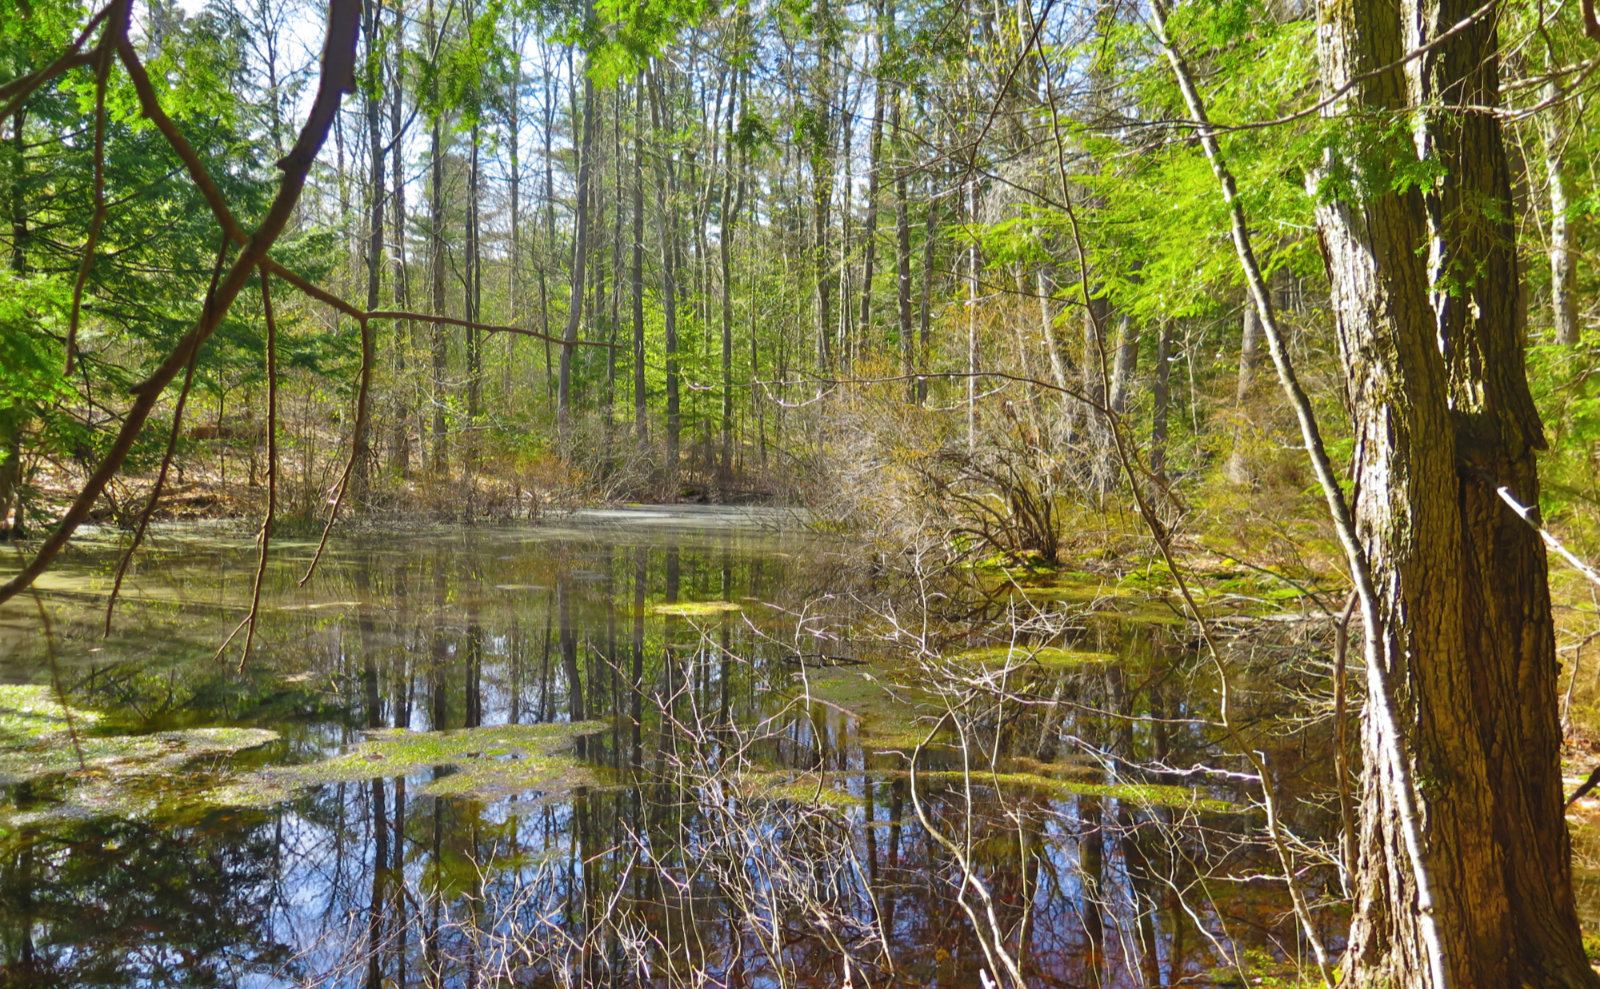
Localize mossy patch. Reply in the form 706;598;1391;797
0;683;103;741
728;766;1232;815
650;601;744;617
0;725;278;785
901;770;1234;812
0;683;280;828
738;771;860;811
951;645;1118;669
861;730;952;753
421;755;612;800
0;685;277;787
1005;574;1138;604
797;666;936;740
261;720;608;800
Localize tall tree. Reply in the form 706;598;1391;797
425;0;450;477
650;64;681;479
1538;30;1580;346
856;0;886;365
1311;0;1597;982
557;2;598;431
388;0;413;479
807;0;838;371
717;58;743;484
632;81;647;447
352;0;385;503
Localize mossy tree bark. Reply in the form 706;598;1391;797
1314;0;1597;982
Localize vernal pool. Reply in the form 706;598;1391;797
0;507;1335;988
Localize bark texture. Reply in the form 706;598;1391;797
1314;0;1596;983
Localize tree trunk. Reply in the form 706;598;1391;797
2;109;26;537
893;75;914;399
542;42;558;409
1540;64;1579;345
388;6;412;481
1080;294;1111;492
1314;0;1598;983
1224;302;1260;486
352;0;384;506
810;7;835;373
428;109;448;478
465;112;482;487
425;0;449;478
718;65;743;487
1107;312;1139;417
0;411;20;540
966;179;979;450
1150;321;1172;481
508;30;523;409
649;67;681;482
857;0;886;361
558;37;597;432
917;188;937;405
607;89;625;463
632;82;647;448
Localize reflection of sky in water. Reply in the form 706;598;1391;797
0;509;1331;987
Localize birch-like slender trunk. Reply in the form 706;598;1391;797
426;0;449;478
557;27;597;431
1540;65;1579;345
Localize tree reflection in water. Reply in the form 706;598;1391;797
0;512;1340;987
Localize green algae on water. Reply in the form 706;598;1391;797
651;601;744;617
951;645;1119;669
0;683;103;742
902;769;1234;812
0;684;281;827
0;684;277;786
262;720;608;799
737;771;860;811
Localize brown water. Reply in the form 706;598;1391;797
0;507;1337;988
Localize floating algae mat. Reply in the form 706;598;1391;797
0;683;279;826
952;645;1119;668
257;720;609;801
736;770;862;811
0;684;277;786
651;600;744;617
902;770;1235;812
724;767;1233;814
1006;572;1139;603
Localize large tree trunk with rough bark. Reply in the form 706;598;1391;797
1314;0;1597;984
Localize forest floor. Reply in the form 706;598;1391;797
20;441;798;538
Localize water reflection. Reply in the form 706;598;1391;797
0;510;1333;987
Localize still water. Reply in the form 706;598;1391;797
0;507;1330;988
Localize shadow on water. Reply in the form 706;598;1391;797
0;508;1342;988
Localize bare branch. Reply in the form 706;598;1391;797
0;0;362;609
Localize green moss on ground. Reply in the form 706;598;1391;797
797;666;936;741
